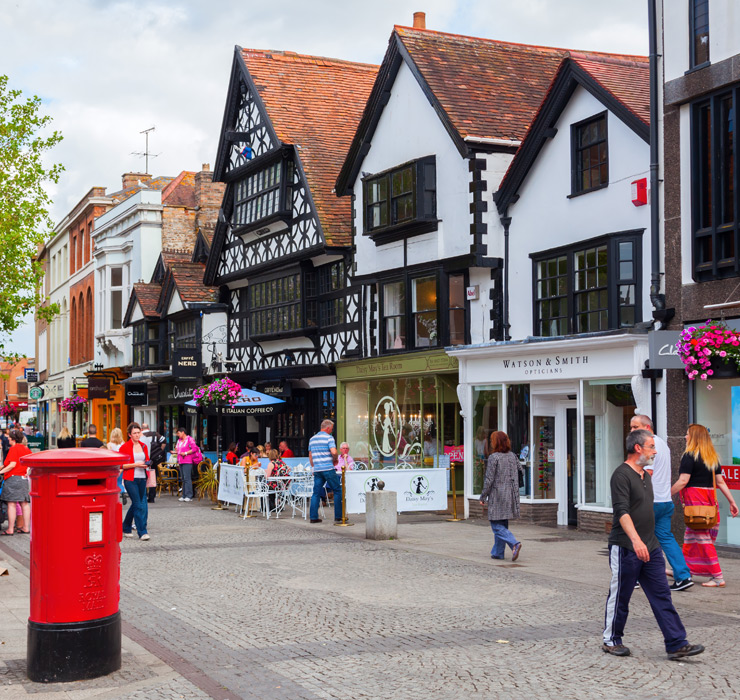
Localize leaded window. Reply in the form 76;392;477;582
133;322;161;368
232;159;293;229
249;273;302;336
572;113;608;195
533;234;641;336
363;156;437;242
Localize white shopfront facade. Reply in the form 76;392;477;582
451;334;653;528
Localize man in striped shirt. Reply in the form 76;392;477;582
308;419;340;523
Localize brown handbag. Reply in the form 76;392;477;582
683;468;718;530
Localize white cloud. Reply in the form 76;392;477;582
0;0;649;355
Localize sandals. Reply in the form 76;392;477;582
0;530;14;536
702;578;726;588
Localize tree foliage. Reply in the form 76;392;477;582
0;74;63;344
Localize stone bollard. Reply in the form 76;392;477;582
366;490;397;540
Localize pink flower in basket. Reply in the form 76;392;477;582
192;377;243;408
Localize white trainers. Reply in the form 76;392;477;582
183;497;192;502
178;497;185;502
140;534;150;541
123;532;134;538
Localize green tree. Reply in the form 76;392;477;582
0;74;63;349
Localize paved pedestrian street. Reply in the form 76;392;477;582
2;497;740;699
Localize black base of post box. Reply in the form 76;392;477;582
27;611;121;683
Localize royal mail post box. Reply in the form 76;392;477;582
22;448;126;683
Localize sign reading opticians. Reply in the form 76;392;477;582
124;383;148;406
648;330;684;370
172;348;202;379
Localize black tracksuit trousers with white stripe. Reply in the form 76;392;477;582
603;545;687;653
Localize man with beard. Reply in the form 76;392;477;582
602;429;704;661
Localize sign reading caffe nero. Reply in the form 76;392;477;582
124;383;148;406
173;348;202;379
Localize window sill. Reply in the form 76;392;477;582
367;219;439;245
249;326;319;342
567;183;608;199
232;211;291;241
684;61;711;76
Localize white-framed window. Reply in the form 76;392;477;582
110;266;123;329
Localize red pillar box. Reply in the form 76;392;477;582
22;448;126;683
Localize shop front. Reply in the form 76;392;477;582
336;351;462;486
450;334;653;528
157;380;199;448
87;370;129;443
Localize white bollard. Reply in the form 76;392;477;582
366;490;397;540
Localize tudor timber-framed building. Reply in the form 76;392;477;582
204;47;377;454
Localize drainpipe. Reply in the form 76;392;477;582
648;0;673;328
500;214;511;341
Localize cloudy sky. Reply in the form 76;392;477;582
1;0;649;357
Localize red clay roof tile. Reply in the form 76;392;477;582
241;49;378;247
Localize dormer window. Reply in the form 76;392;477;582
363;156;437;244
231;155;294;239
571;113;608;196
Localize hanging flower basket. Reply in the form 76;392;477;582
60;395;87;411
677;320;740;387
0;405;16;419
192;377;242;409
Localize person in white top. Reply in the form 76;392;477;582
630;415;693;591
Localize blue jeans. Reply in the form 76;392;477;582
123;478;148;537
310;470;342;521
180;462;194;499
603;545;687;652
653;501;691;581
490;519;518;558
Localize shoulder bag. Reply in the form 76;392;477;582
683;468;718;530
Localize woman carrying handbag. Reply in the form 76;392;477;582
671;424;738;587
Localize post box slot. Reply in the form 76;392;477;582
77;479;106;487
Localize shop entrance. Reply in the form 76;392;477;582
532;396;577;526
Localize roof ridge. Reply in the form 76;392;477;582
241;48;378;71
394;24;648;61
568;52;649;67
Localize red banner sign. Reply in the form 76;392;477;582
721;465;740;491
444;445;464;462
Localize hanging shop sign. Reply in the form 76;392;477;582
648;330;684;370
345;468;448;513
26;370;38;383
173;348;202;379
88;377;111;400
29;386;44;401
124;383;148;406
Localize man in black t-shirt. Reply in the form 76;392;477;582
80;425;104;448
602;429;704;661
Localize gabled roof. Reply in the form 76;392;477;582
123;282;161;327
158;262;217;316
192;229;211;263
217;48;377;247
337;25;648;194
161;171;197;207
495;54;650;214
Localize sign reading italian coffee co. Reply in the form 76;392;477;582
173;349;202;379
88;377;110;400
124;383;148;406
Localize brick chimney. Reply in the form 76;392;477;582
121;172;153;190
413;11;426;29
194;164;225;234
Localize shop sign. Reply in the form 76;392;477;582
29;386;43;401
444;445;464;462
648;331;684;370
173;348;202;379
345;468;448;513
159;382;198;404
721;465;740;491
124;383;148;406
256;381;291;398
26;370;38;383
44;383;64;400
216;464;245;505
337;351;458;380
184;404;279;416
88;377;110;400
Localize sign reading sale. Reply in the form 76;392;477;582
721;465;740;491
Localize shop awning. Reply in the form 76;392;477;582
184;388;285;415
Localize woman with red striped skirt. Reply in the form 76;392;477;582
671;424;738;588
